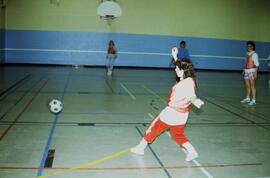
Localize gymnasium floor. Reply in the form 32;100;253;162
0;65;270;178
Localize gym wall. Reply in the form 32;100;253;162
4;0;270;71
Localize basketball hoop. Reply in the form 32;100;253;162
97;0;122;25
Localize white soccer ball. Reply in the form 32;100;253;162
49;99;63;114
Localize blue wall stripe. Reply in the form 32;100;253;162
5;29;270;71
0;29;4;63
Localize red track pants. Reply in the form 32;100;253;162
144;116;189;146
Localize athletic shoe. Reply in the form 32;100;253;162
241;98;250;103
130;146;144;155
248;100;256;106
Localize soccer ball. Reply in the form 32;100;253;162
49;99;63;114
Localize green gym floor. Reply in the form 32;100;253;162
0;65;270;178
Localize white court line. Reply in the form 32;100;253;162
120;82;136;100
164;131;214;178
4;48;268;61
5;48;106;53
148;113;154;119
144;113;155;121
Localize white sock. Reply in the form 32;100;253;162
139;138;147;147
182;142;198;161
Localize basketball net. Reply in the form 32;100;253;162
101;15;115;26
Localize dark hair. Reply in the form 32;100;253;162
180;41;186;46
109;40;115;46
247;41;255;50
175;58;197;87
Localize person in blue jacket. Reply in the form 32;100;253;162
177;41;190;59
170;41;190;68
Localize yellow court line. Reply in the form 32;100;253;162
37;148;131;178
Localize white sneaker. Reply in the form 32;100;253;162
130;146;145;155
107;69;112;76
248;100;256;106
241;98;250;103
130;139;148;155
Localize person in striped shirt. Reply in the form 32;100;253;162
241;41;259;106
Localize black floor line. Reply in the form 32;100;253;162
1;121;270;127
0;78;43;121
105;78;115;93
3;90;166;96
202;96;270;131
135;127;172;178
0;74;31;98
17;91;115;95
0;79;49;141
44;149;55;168
0;121;148;126
205;93;270;122
0;75;32;102
228;102;270;122
207;93;270;105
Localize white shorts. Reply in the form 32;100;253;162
159;106;189;125
244;68;256;80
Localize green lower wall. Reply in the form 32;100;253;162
0;6;4;28
5;0;270;42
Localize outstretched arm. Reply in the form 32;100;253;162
190;96;204;109
172;47;178;62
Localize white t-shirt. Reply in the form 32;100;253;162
160;77;196;125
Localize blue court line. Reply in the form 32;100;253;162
37;70;71;177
